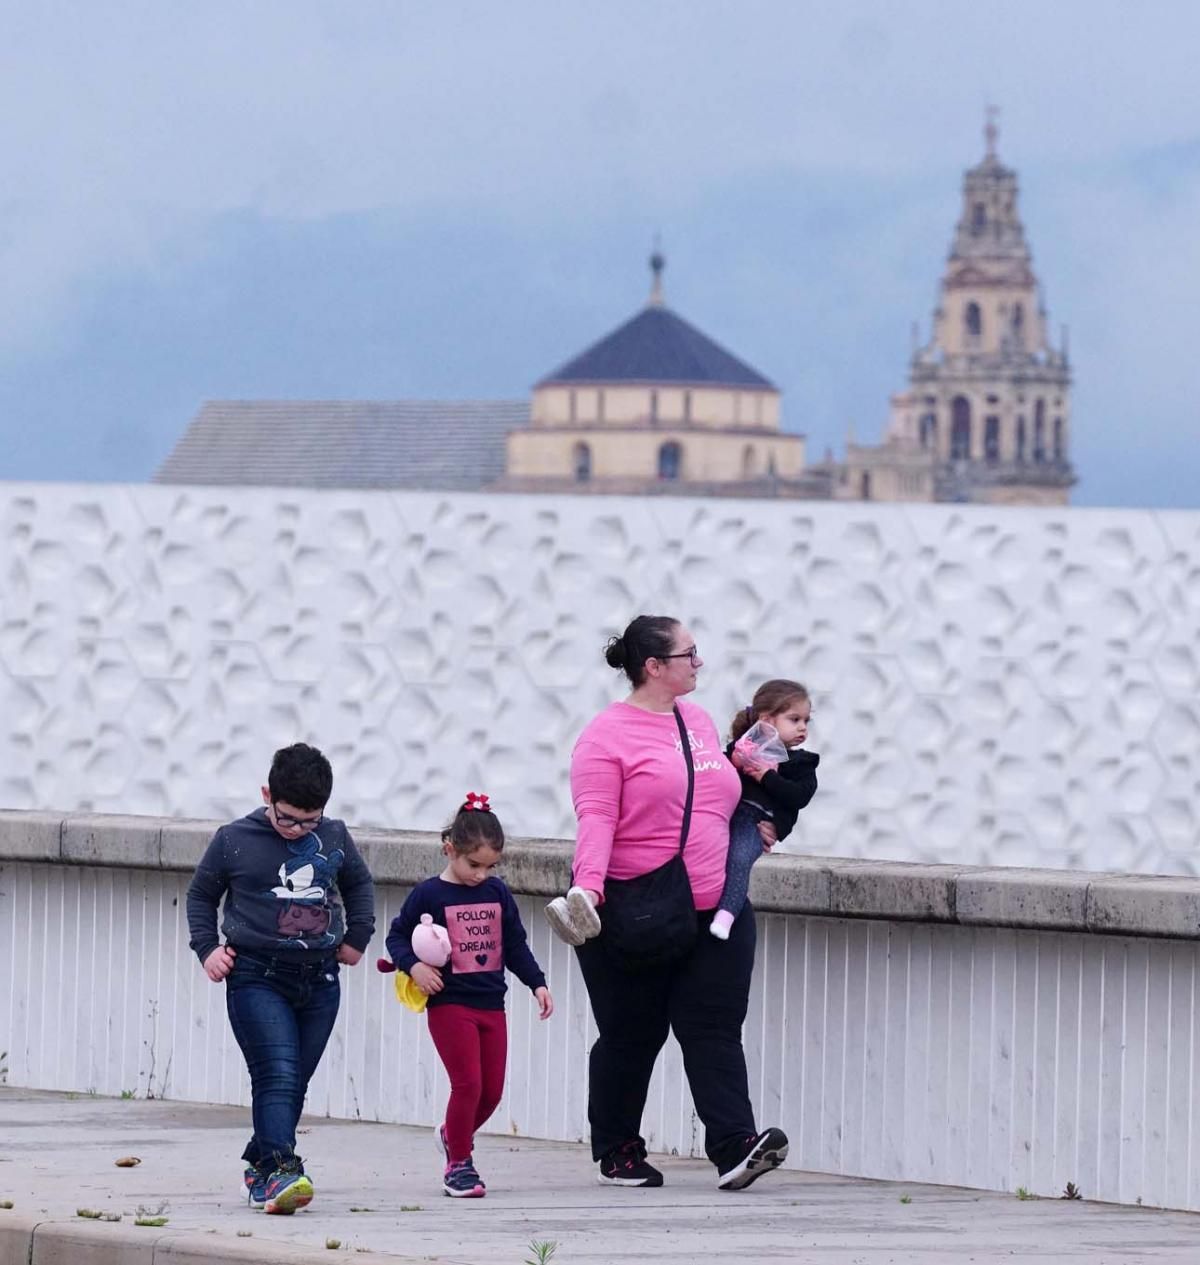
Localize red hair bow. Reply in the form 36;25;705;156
463;791;491;813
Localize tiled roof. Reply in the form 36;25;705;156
537;305;775;390
154;400;528;489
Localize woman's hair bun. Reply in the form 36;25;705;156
603;634;627;670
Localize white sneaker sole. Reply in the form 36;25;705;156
716;1129;789;1191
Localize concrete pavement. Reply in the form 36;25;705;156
1;1089;1198;1264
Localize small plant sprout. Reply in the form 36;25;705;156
1015;1186;1033;1201
399;1204;421;1212
525;1242;559;1265
76;1208;103;1219
120;1089;135;1100
899;1194;912;1204
134;1201;169;1227
1062;1181;1082;1200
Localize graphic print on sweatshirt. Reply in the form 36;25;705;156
270;831;344;948
444;901;502;974
674;725;726;773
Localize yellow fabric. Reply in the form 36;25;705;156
393;970;428;1013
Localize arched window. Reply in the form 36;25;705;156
984;416;1000;464
1016;417;1027;463
572;442;591;483
742;445;758;479
965;302;982;339
1034;400;1046;463
658;441;682;481
919;413;937;450
951;396;971;460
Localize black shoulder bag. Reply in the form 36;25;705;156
599;705;698;972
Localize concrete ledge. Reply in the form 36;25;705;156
3;811;1200;940
1086;874;1200;939
0;1215;423;1265
61;814;162;869
0;811;62;862
827;858;960;922
956;866;1094;932
0;1214;38;1265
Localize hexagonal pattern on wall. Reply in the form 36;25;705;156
1;486;1197;873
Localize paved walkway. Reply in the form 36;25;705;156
2;1089;1198;1263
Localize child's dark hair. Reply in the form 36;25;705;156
730;679;811;743
268;743;333;810
443;792;505;854
603;614;680;686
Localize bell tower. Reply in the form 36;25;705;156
884;111;1075;504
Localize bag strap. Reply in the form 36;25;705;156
673;705;695;855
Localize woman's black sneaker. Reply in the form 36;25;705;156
598;1140;664;1187
716;1127;789;1190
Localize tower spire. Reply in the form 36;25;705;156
648;235;665;307
984;104;1000;159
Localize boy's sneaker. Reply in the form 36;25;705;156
242;1166;268;1210
598;1140;664;1187
716;1127;789;1191
443;1160;486;1198
263;1164;314;1214
545;887;601;946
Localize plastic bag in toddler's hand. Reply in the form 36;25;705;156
734;720;789;772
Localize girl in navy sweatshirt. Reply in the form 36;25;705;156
385;793;552;1198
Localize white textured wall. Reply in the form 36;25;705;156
1;484;1198;872
5;859;1199;1210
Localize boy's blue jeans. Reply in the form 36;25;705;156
717;800;770;918
225;950;341;1174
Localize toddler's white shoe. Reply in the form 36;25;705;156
709;910;735;940
544;896;585;946
566;886;601;940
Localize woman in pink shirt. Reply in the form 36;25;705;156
555;614;789;1192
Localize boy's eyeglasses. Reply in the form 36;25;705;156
657;646;700;667
272;804;323;831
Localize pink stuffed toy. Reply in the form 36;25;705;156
376;913;451;973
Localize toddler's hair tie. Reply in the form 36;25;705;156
462;791;491;813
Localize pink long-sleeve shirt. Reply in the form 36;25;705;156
570;699;743;911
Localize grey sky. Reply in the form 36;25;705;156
1;1;1197;506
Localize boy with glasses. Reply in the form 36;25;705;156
186;743;375;1213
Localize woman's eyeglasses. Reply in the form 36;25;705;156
657;646;700;667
